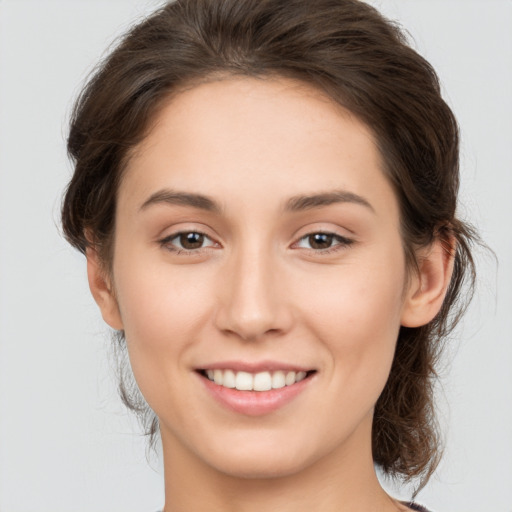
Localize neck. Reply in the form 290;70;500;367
160;415;405;512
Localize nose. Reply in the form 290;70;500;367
214;245;293;342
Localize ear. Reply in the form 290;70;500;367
86;245;124;330
401;238;455;328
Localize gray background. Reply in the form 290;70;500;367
0;1;510;511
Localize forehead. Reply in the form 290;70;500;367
120;76;398;222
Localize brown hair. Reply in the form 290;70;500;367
62;0;477;490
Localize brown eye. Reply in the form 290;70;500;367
179;232;205;249
308;233;334;249
161;231;216;252
295;232;354;252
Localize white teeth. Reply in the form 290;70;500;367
223;369;236;388
296;371;307;382
253;372;272;391
285;371;296;386
271;371;286;389
213;369;223;385
204;369;310;391
235;371;253;391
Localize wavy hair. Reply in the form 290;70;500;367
61;0;477;490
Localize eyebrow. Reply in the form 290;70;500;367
139;188;374;214
285;190;375;213
139;189;221;213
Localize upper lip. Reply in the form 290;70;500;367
197;360;315;373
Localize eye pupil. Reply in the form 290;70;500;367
309;233;333;249
180;232;204;249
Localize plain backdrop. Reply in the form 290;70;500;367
0;1;511;511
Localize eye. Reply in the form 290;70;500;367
295;232;353;251
160;231;217;252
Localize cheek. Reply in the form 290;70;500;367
111;253;215;386
302;261;405;338
111;261;219;424
297;254;406;392
115;250;210;336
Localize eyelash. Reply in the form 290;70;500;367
158;231;354;255
159;231;217;255
294;232;354;255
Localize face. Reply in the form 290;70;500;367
93;76;427;479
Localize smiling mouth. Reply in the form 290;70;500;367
198;369;316;392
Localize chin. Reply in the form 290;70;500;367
211;455;311;480
198;434;327;481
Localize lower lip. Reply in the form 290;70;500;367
198;373;313;416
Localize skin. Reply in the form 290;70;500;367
87;76;453;512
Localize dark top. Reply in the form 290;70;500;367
407;502;432;512
155;504;432;512
154;501;431;512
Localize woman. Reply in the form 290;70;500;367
61;0;476;510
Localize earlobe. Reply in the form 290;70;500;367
86;245;124;330
400;238;455;328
